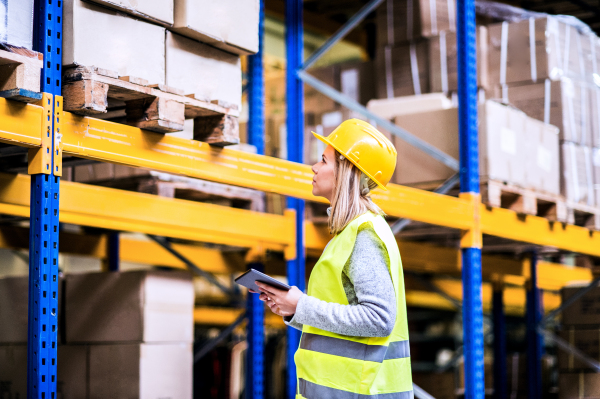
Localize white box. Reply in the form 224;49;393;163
0;0;34;49
366;93;453;120
63;0;166;84
173;0;259;55
89;343;193;399
523;117;561;195
166;31;242;109
66;270;194;344
86;0;174;25
0;275;63;344
391;100;559;193
561;142;596;206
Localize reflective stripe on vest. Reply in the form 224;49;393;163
299;378;414;399
300;333;410;363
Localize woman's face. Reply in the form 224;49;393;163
311;145;336;202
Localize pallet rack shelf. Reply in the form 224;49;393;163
5;0;598;397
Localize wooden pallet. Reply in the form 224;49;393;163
481;180;600;230
62;65;240;146
0;43;43;103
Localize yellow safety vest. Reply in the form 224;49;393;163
295;212;412;398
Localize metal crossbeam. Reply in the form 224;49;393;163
148;234;236;297
194;312;247;363
300;0;385;71
391;173;460;234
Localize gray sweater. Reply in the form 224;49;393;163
284;222;397;337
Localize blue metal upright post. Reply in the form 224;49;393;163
107;232;120;271
246;2;266;397
457;0;484;398
526;251;543;399
28;0;63;397
492;285;507;399
285;0;305;397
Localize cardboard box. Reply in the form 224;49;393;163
89;343;192;399
63;0;166;85
391;100;558;191
524;116;561;195
558;328;600;371
488;17;596;86
66;270;194;343
559;372;600;399
86;0;174;25
0;345;87;398
376;0;456;46
166;31;242;110
173;0;259;55
367;93;453;120
0;0;34;49
429;27;490;93
375;41;430;98
594;148;600;207
561;143;596;206
498;78;594;145
0;275;64;344
590;89;600;148
562;286;600;326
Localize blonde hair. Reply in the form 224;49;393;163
328;150;385;235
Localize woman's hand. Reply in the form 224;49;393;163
255;282;303;317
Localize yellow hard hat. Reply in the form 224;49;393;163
312;119;397;191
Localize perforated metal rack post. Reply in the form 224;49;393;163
285;0;305;397
457;0;485;398
246;1;266;397
526;251;543;399
28;0;63;396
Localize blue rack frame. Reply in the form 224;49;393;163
285;0;305;398
246;1;266;396
28;0;63;396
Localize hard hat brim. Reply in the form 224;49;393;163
312;131;389;191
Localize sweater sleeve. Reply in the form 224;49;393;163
284;223;397;337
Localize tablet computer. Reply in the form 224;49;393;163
234;268;291;293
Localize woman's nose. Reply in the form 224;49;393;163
311;163;318;174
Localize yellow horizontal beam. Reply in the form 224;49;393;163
408;278;562;316
194;306;285;328
59;112;474;230
0;173;294;252
305;222;592;291
481;205;600;257
0;105;596;256
0;98;43;147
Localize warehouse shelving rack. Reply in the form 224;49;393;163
1;0;597;397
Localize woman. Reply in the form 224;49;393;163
255;119;412;398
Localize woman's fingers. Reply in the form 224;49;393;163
255;282;280;297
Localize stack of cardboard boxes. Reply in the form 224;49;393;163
64;0;259;115
374;0;490;98
487;17;600;208
558;286;600;398
0;271;195;398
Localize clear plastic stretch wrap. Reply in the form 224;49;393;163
479;1;600;86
